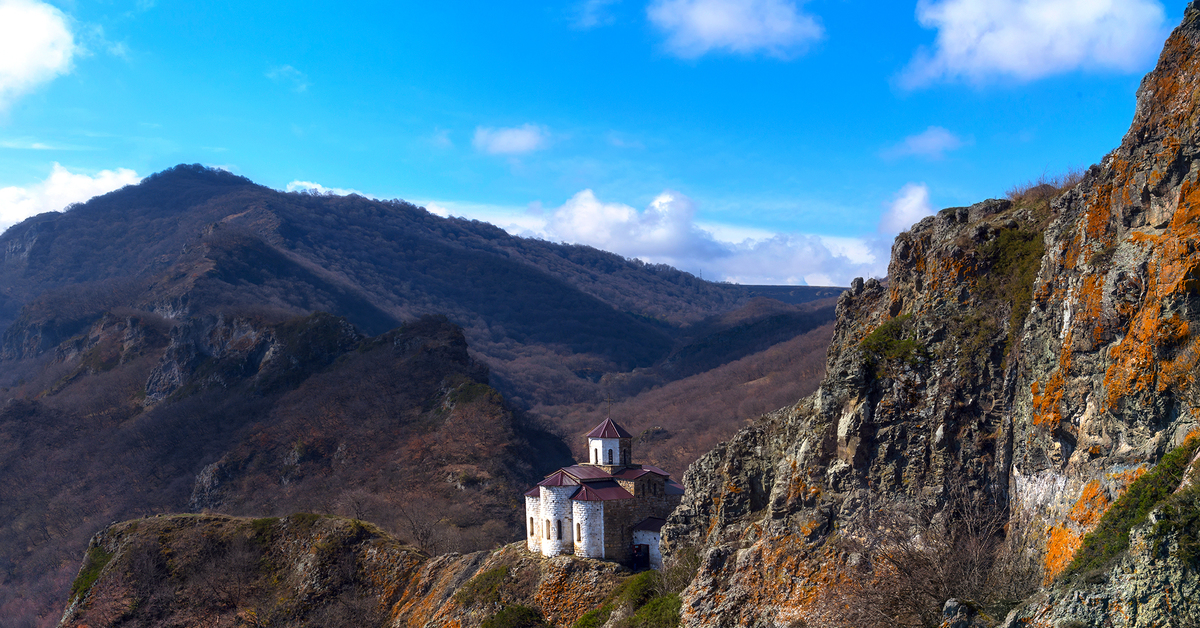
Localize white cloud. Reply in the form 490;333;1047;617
647;0;823;59
473;124;550;155
429;128;453;149
0;163;140;232
903;0;1168;87
285;180;366;197
882;126;968;160
574;0;620;29
549;189;728;262
0;0;76;112
541;189;885;285
267;65;309;92
879;183;934;236
413;184;944;286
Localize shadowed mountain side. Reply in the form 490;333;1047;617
0;314;571;627
537;321;834;473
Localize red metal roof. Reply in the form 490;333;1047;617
560;465;613;481
665;479;685;496
570;481;634;501
612;467;651;480
586;418;633;439
640;465;672;477
633;517;666;532
523;486;541;497
537;470;580;486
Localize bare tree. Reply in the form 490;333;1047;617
821;486;1009;628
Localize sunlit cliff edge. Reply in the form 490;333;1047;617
661;2;1200;626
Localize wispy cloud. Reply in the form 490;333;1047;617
0;0;77;112
0;163;140;232
902;0;1169;87
284;179;368;197
429;128;453;149
881;126;969;160
607;131;644;149
879;183;934;236
647;0;823;59
473;124;550;155
267;64;309;92
1;139;55;149
573;0;620;29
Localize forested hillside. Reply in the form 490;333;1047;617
0;167;838;626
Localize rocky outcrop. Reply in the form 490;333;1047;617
662;3;1200;626
59;514;627;628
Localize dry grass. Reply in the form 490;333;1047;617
1006;167;1087;204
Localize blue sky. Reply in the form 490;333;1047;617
0;0;1187;285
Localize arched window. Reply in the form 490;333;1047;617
608;449;614;464
545;519;550;539
556;520;562;540
593;449;598;464
529;517;534;535
576;522;581;540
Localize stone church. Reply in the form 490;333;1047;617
524;418;684;568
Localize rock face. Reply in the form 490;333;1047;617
662;3;1200;626
58;514;627;628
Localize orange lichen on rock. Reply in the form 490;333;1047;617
1084;181;1116;241
1067;480;1110;528
1109;466;1148;492
1075;275;1107;342
1032;370;1066;427
1044;524;1083;582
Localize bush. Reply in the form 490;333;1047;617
572;604;614;628
70;545;114;600
613;570;659;611
1149;460;1200;566
861;315;925;366
455;566;510;606
628;594;681;628
1065;435;1200;576
481;605;548;628
977;228;1044;355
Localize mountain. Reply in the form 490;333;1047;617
0;164;838;472
0;164;838;626
661;5;1200;626
53;5;1200;626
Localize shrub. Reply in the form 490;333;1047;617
70;545;114;600
481;605;548;628
613;570;659;611
455;566;510;606
861;315;926;366
572;604;614;628
978;228;1044;353
1150;463;1200;566
628;594;681;628
1065;435;1200;576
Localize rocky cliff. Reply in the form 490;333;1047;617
58;513;629;628
662;3;1200;626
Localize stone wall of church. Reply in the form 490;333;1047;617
632;530;662;570
601;492;682;563
588;438;621;466
573;501;604;558
525;495;540;553
540;486;575;557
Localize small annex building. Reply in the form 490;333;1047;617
524;418;684;567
